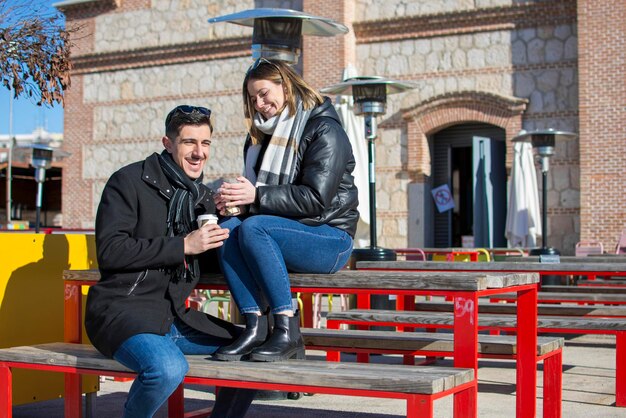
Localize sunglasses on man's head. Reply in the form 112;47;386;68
165;105;211;127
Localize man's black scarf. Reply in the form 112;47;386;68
158;150;210;282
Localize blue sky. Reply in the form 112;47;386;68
0;0;64;135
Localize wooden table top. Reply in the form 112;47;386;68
503;256;626;263
63;268;539;292
356;260;626;273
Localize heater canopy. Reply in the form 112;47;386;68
208;8;348;63
321;76;418;115
29;144;54;170
512;129;577;158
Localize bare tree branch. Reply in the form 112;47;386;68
0;0;77;107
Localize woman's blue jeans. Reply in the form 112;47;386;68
218;215;353;314
113;318;255;418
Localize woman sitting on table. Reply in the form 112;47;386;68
213;58;359;362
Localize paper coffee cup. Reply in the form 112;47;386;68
197;214;218;227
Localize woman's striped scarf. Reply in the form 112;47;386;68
158;150;210;282
253;99;312;186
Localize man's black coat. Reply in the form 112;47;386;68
85;153;239;357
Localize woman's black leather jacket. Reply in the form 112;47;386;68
247;97;359;237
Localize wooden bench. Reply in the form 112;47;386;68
326;309;626;407
409;300;626;318
0;342;475;418
577;279;626;287
302;328;563;418
302;328;563;359
541;285;626;294
490;291;626;305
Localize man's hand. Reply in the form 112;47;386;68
184;224;229;255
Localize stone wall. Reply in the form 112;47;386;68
60;0;302;228
351;0;579;251
56;0;626;255
91;0;304;53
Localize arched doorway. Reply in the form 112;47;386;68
431;123;507;248
402;91;527;248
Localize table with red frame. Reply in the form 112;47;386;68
357;260;626;407
326;271;543;418
500;256;626;281
63;269;539;418
358;260;626;286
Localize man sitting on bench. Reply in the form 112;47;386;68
85;105;255;417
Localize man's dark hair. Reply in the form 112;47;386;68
165;105;213;139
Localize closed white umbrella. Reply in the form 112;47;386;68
333;65;370;246
505;141;542;247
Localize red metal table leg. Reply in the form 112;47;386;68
356;293;371;309
64;282;82;344
326;320;341;361
453;294;478;417
64;281;83;418
326;351;340;362
65;374;82;418
407;394;433;417
616;331;626;406
0;365;12;418
516;286;538;418
400;294;416;364
543;349;562;418
355;292;371;363
168;383;185;418
402;294;415;311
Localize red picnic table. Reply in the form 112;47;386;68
63;268;539;418
502;256;626;281
358;259;626;285
357;259;626;407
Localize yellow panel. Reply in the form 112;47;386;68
431;253;479;262
0;232;99;405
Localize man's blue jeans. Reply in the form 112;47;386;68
113;318;255;418
218;215;353;314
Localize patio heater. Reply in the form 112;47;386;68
208;8;348;64
28;144;54;233
512;129;577;257
321;77;417;264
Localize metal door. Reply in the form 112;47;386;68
431;124;506;247
472;135;506;247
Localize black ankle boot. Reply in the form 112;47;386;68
250;311;305;362
213;312;269;361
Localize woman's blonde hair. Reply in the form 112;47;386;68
243;58;324;144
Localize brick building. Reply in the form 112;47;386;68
56;0;625;255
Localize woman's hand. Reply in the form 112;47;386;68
217;176;256;209
184;224;229;255
213;192;229;216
